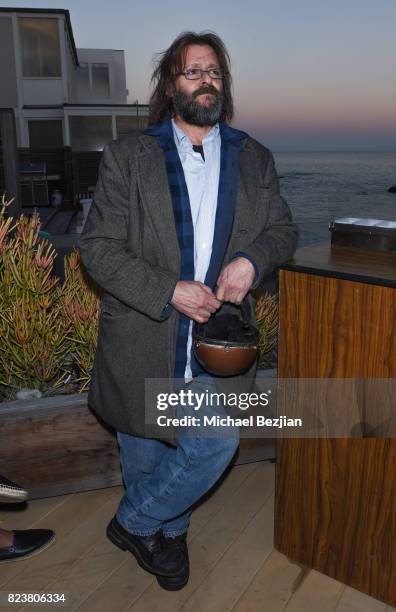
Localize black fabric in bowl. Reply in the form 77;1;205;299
193;303;259;347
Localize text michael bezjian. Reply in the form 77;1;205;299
156;415;303;428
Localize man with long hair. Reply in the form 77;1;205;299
80;31;298;590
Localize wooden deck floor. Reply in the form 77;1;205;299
0;462;394;612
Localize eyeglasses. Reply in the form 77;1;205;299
176;68;224;80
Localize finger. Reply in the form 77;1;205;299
216;272;224;288
215;284;225;301
228;291;241;304
199;285;223;308
234;290;247;305
194;311;211;323
200;283;214;295
207;302;220;313
201;285;223;309
211;294;223;307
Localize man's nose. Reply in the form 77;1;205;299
200;70;214;84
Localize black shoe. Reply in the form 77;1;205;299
0;475;28;503
106;516;185;578
156;532;190;591
0;530;55;563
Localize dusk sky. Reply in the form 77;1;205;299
3;0;396;150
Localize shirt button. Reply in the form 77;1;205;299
201;243;207;248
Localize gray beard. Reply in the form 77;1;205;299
172;88;224;127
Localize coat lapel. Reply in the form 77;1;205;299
203;122;248;289
135;133;181;275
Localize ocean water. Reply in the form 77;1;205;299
273;151;396;246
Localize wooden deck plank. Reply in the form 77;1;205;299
74;558;153;612
37;534;128;611
282;569;345;612
1;488;121;598
336;587;388;611
181;493;275;612
231;549;305;612
183;463;258;532
0;487;119;589
127;463;274;612
75;464;258;612
0;494;71;532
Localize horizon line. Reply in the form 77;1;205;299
272;149;396;154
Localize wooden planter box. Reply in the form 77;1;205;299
1;370;277;500
0;394;122;500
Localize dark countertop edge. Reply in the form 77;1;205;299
279;262;396;288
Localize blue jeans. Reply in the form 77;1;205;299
116;376;240;537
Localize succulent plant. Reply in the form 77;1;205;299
0;196;71;392
62;249;102;391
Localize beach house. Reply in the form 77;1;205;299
0;6;148;150
0;6;148;218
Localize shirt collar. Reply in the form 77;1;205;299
171;118;219;151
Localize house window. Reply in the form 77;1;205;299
91;63;110;98
75;62;110;100
28;120;63;148
75;63;90;98
19;18;61;78
69;116;112;151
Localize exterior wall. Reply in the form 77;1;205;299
63;19;77;103
22;79;64;106
73;48;127;104
0;16;18;108
112;50;128;104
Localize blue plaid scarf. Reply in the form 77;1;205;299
144;119;248;378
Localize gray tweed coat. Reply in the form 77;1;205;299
79;130;298;446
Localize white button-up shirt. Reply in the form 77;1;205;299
171;119;221;380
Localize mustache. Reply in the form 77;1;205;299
192;85;220;99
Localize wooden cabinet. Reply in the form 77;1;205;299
275;243;396;606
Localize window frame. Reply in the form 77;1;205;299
19;16;62;79
75;62;111;100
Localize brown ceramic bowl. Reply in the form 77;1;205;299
192;305;259;376
193;339;258;376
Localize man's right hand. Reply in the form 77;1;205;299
171;281;223;323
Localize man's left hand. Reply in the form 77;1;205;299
215;257;255;304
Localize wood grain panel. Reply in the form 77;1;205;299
0;397;123;499
275;266;396;606
278;271;396;378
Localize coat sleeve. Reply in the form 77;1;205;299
79;142;179;322
235;150;299;290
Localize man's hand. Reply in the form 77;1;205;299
171;281;223;323
215;257;256;304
